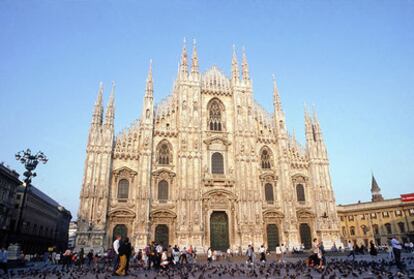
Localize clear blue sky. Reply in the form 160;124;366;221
1;1;413;217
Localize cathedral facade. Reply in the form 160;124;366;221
76;42;341;253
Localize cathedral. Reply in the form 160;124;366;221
76;41;342;253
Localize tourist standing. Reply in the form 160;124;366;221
347;240;355;261
112;234;121;274
0;247;8;276
369;240;378;259
207;247;213;264
391;236;403;270
259;244;266;263
124;237;132;275
246;244;253;265
115;239;128;276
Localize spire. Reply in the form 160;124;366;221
179;38;188;79
231;44;240;82
92;82;104;126
304;103;314;144
241;46;250;81
145;59;153;97
104;81;115;128
371;174;384;202
272;74;282;112
191;39;199;76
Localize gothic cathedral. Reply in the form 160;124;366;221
76;41;341;252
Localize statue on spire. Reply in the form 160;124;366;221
179;38;188;79
92;82;104;126
272;74;282;112
145;59;153;96
105;81;115;128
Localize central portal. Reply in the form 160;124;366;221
210;211;229;251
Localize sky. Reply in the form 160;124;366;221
0;1;413;217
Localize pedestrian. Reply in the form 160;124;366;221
124;237;132;275
245;244;253;265
79;248;85;268
391;236;403;270
160;248;169;269
115;239;128;276
369;240;378;259
259;244;266;263
275;245;282;262
207;247;213;264
0;246;8;276
62;248;72;271
347;240;355;261
112;234;121;274
172;245;180;265
87;249;93;267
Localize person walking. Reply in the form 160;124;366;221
0;246;8;276
207;247;213;264
245;244;253;265
391;236;403;270
124;238;132;275
347;240;355;261
112;234;121;274
115;239;128;276
369;240;378;260
259;244;266;263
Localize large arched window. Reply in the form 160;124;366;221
264;183;274;203
211;152;224;174
398;222;405;233
385;223;392;234
157;141;172;165
158;180;168;202
117;179;129;200
208;99;224;131
350;226;355;236
296;184;305;202
372;224;379;235
361;225;368;235
260;148;272;169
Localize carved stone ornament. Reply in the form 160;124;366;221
113;167;138;183
291;174;309;184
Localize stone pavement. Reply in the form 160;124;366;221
2;253;414;279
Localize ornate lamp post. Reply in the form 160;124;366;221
15;149;48;234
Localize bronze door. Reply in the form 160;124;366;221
113;224;128;242
266;224;280;251
210;211;229;251
155;224;169;247
299;223;312;249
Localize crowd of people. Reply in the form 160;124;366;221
0;236;413;278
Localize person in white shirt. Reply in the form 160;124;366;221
391;236;403;270
112;235;121;274
275;245;282;262
259;244;266;263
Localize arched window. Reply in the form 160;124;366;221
385;223;392;234
158;142;171;165
342;226;347;236
211;152;224;174
260;148;272;169
296;184;305;202
117;179;129;200
398;222;405;233
208;99;224;131
350;226;355;236
264;183;274;203
158;180;168;202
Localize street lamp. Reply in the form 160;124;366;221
15;149;48;234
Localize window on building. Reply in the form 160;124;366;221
395;210;402;216
340;216;344;222
361;225;368;235
350;226;355;236
117;179;129;200
208;99;224;131
409;208;414;216
260;148;272;169
157;141;172;165
296;184;305;202
348;215;354;221
360;214;366;220
382;211;389;218
371;213;377;219
372;224;379;235
158;180;168;202
264;183;274;203
342;226;346;236
385;223;392;234
211;152;224;174
398;222;405;233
